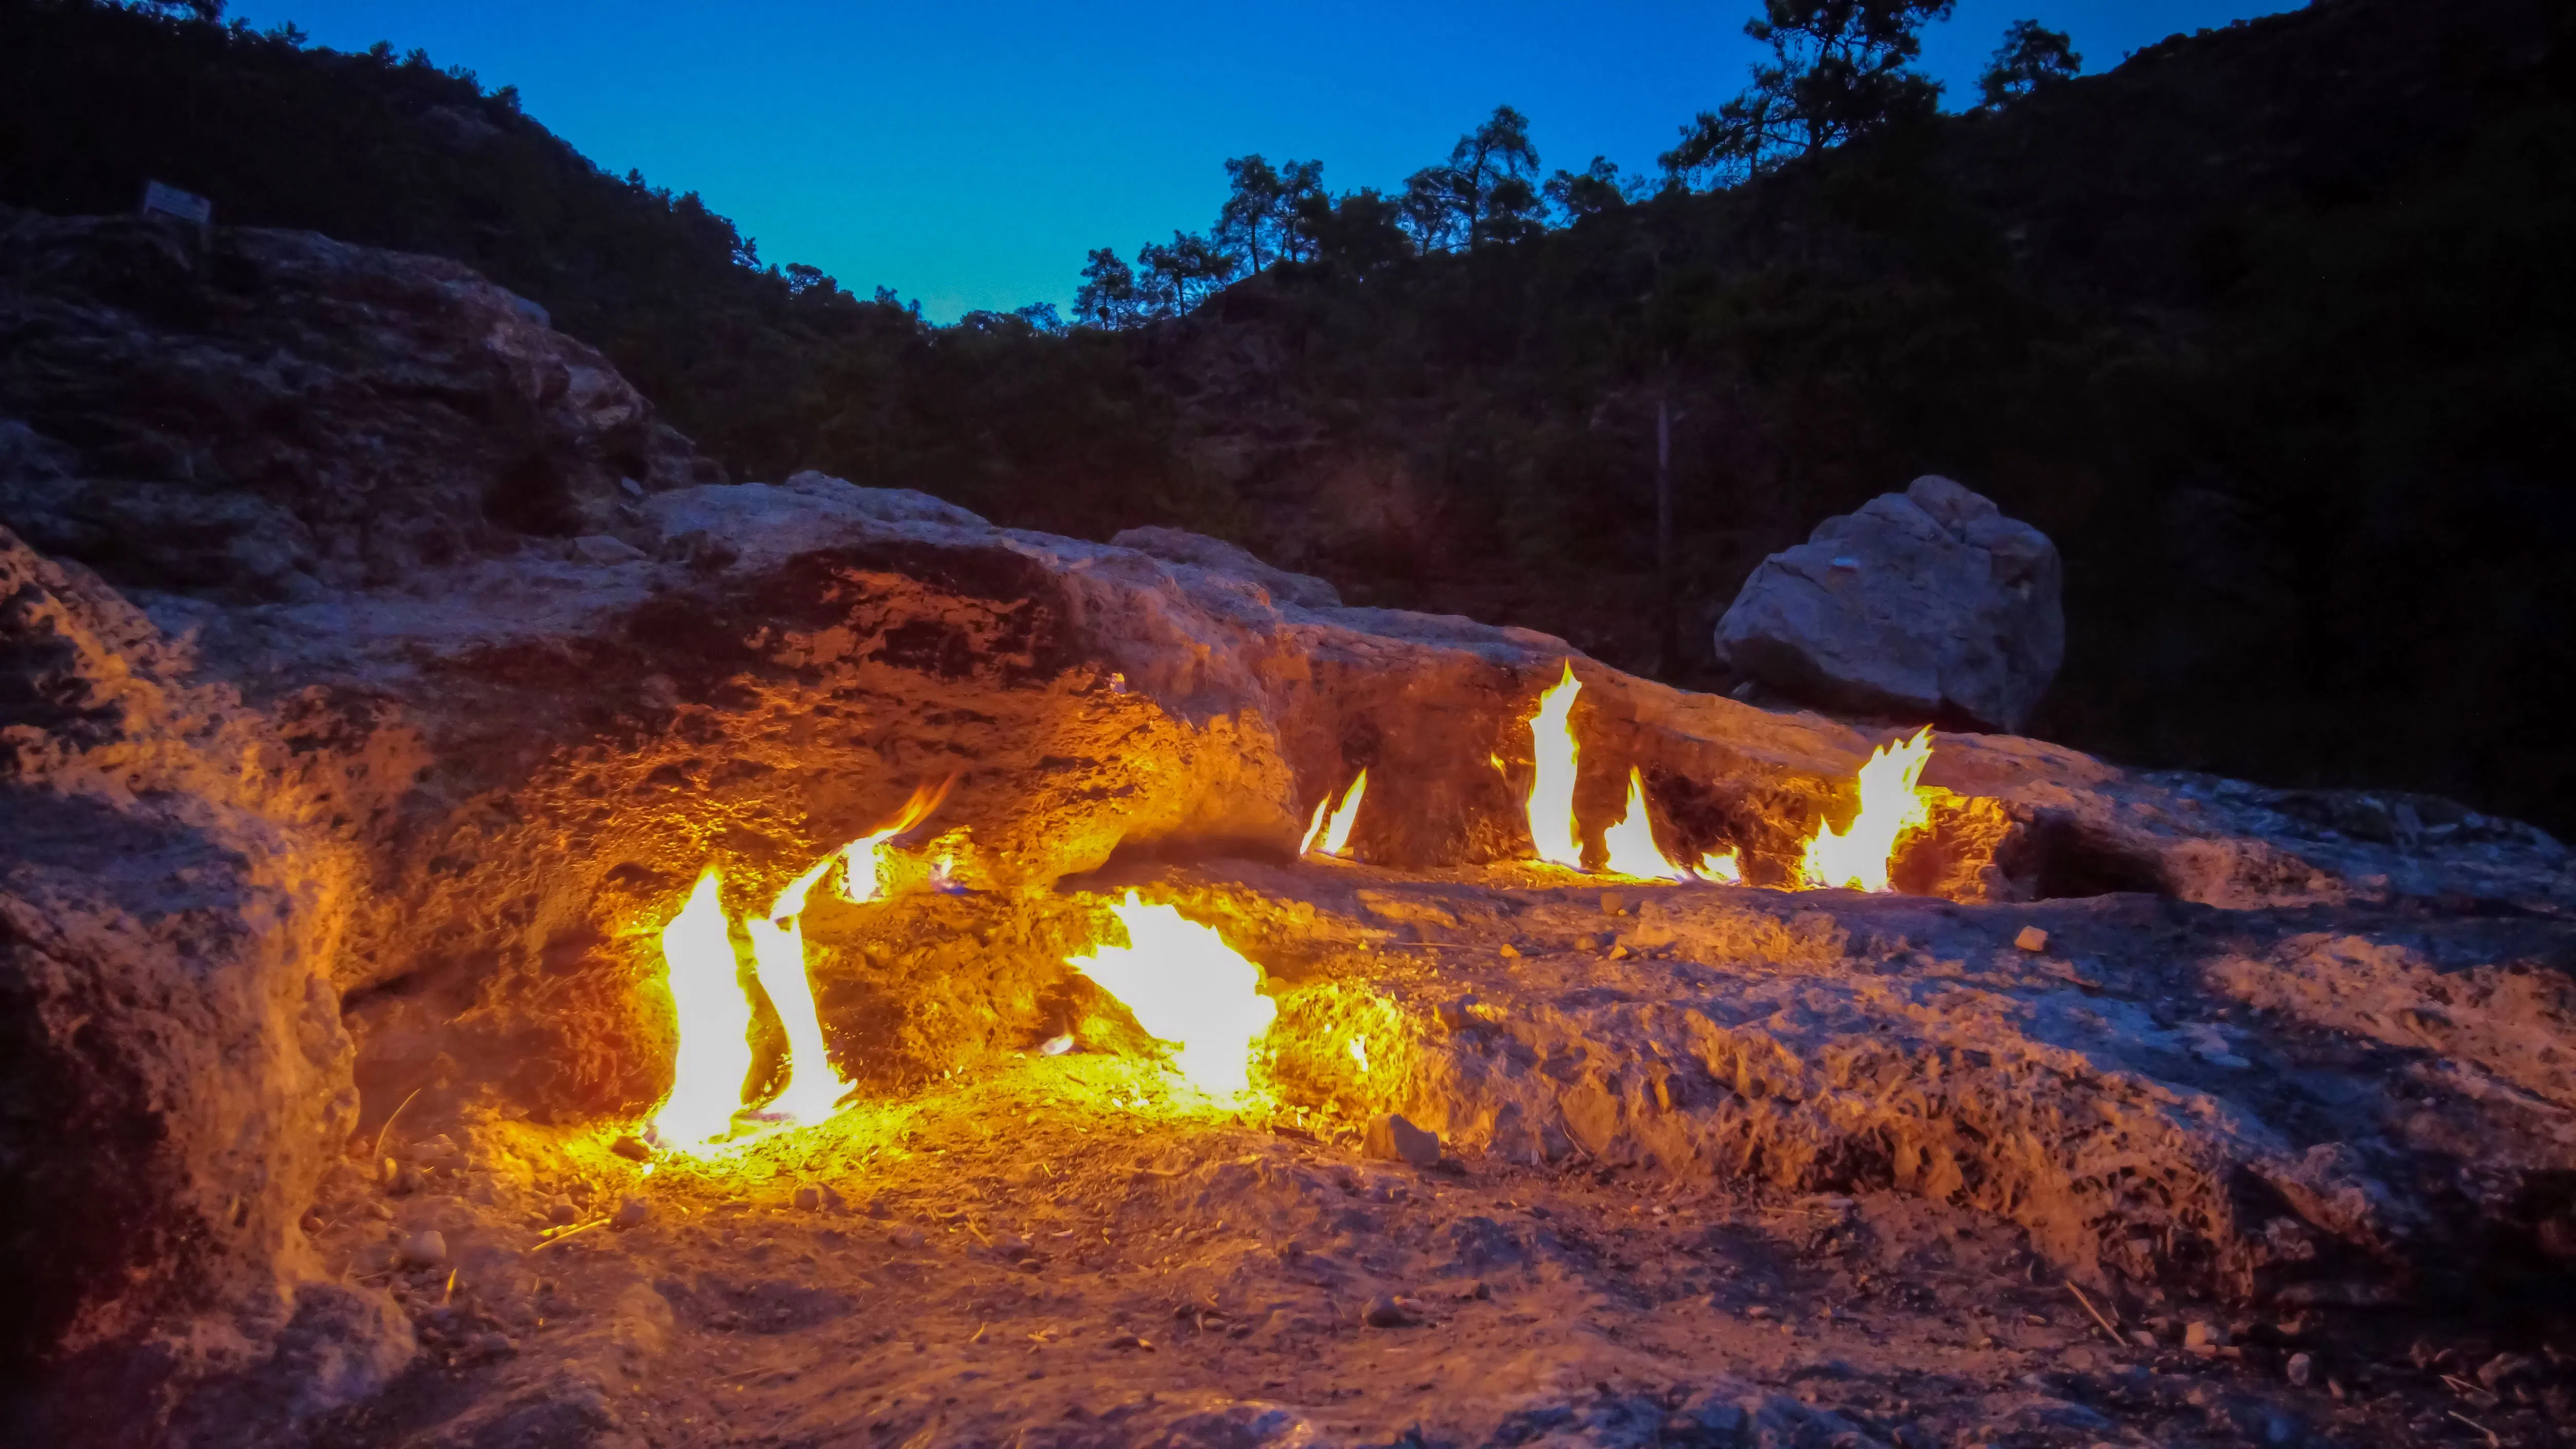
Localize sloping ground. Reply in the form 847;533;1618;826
5;211;2574;1446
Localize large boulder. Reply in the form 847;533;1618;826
1715;475;2064;732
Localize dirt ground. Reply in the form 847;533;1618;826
298;861;2575;1449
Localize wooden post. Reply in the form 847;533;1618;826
1655;387;1677;674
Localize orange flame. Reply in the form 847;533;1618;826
1300;769;1369;859
650;871;753;1150
1800;727;1936;892
1523;663;1585;869
837;775;957;904
1599;767;1690;880
1066;892;1277;1099
648;777;955;1152
1697;848;1742;883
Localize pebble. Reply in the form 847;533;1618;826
1364;1113;1444;1170
2285;1352;2313;1387
888;1225;927;1249
470;1331;517;1358
1598;892;1625;915
611;1195;650;1230
1498;944;1519;958
609;1135;653;1162
2015;926;2050;952
2183;1321;2228;1352
1361;1294;1415;1328
367;1201;394;1222
792;1184;823;1212
546;1198;579;1225
397;1231;448;1269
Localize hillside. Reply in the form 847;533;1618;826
3;0;2572;832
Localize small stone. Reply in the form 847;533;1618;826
889;1225;927;1249
2014;926;2049;952
1363;1113;1443;1169
1598;892;1625;915
2183;1320;2228;1352
471;1331;517;1358
1607;944;1631;961
571;534;648;566
1361;1294;1415;1328
2477;1351;2533;1389
609;1135;653;1162
1498;944;1519;958
2130;1329;2158;1349
1744;1304;1774;1320
299;1209;327;1234
611;1195;650;1230
2285;1351;2314;1387
367;1201;395;1222
1107;1333;1155;1350
1573;935;1599;952
397;1231;448;1269
792;1184;823;1212
546;1197;579;1225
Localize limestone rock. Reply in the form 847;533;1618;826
1109;525;1341;609
1715;475;2063;731
0;204;719;602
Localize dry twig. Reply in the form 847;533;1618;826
2446;1410;2500;1446
532;1218;610;1252
2064;1282;2124;1344
371;1088;423;1165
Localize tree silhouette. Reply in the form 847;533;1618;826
1978;19;2081;107
1137;231;1240;315
1661;1;1957;187
1073;247;1144;329
1217;155;1327;273
1544;156;1646;222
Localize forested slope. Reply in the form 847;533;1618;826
4;0;2572;831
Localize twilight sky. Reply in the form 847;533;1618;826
225;1;2303;320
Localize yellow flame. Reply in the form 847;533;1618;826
1300;769;1369;858
1524;662;1585;869
743;856;853;1126
1697;848;1742;883
650;871;753;1150
1800;727;1937;892
1599;767;1689;880
1349;1034;1370;1075
1066;892;1278;1099
837;776;956;904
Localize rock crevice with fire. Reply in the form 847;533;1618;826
5;209;2574;1444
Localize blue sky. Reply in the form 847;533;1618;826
228;1;2302;320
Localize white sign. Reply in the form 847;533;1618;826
140;181;212;227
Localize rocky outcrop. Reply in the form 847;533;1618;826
0;204;718;603
1715;475;2064;732
4;212;2573;1443
1107;524;1343;609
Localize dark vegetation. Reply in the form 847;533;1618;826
3;0;2573;832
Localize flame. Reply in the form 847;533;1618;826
743;856;853;1125
1349;1034;1370;1074
1523;662;1585;869
1800;727;1936;892
1599;767;1690;880
1066;892;1277;1099
837;775;956;905
1300;769;1369;858
1697;848;1742;883
650;871;754;1150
